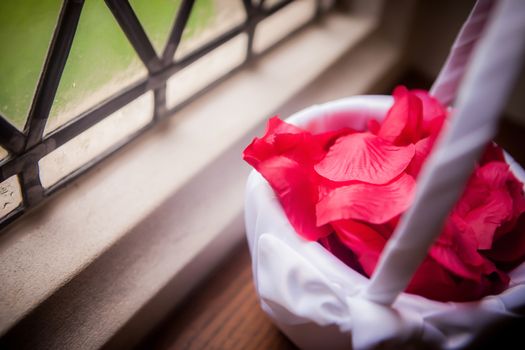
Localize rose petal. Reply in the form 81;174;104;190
378;86;423;145
413;89;447;121
318;232;364;274
258;156;331;241
312;127;356;152
431;215;500;280
406;136;434;177
367;119;381;134
265;115;305;136
464;189;512;249
486;214;525;269
507;172;525;215
315;133;415;184
425;115;446;136
407;258;461;301
407;256;508;302
453;161;515;249
455;162;510;216
491;167;525;242
413;89;447;140
480;142;505;164
243;117;306;166
332;220;386;276
475;161;510;189
243;137;274;167
273;133;325;165
316;173;416;225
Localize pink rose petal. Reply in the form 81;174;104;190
318;232;364;274
431;215;501;281
406;136;434;177
464;189;512;249
486;214;525;269
378;86;423;145
243;116;305;166
367;119;381;134
407;256;508;302
413;89;447;121
258;156;331;241
480;142;505;164
454;162;515;249
332;220;386;276
475;161;510;189
315;133;415;184
316;173;416;225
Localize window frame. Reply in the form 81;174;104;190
0;0;327;230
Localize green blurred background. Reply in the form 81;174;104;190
0;0;213;131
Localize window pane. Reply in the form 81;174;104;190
0;175;22;218
0;0;62;129
254;0;316;54
166;34;247;109
130;0;181;55
46;0;148;133
175;0;246;60
40;92;154;188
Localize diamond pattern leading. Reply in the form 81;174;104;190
0;0;63;130
175;0;246;60
46;0;148;133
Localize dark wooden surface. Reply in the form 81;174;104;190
138;242;297;350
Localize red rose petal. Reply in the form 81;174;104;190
431;215;500;281
243;117;335;241
492;170;525;257
475;161;510;189
455;162;509;216
318;232;364;274
480;142;505;164
407;257;463;301
413;89;447;121
243;137;274;167
378;86;423;145
332;220;386;276
464;189;512;249
407;256;508;302
273;133;325;165
367;119;381;134
312;127;356;152
243;116;306;167
265;115;305;136
413;89;447;140
258;156;331;241
316;173;416;225
406;137;434;177
505;172;525;224
315;133;415;184
453;161;515;249
487;214;525;269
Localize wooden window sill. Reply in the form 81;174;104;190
1;7;412;349
137;240;297;350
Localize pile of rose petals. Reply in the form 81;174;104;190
243;86;525;302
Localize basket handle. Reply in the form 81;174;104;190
430;0;495;106
363;0;525;306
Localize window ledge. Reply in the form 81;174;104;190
0;12;404;348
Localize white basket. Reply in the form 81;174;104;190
244;1;525;349
245;96;525;350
